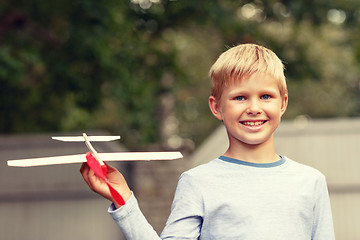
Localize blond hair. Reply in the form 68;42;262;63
209;44;287;100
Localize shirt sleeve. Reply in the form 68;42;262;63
108;173;204;240
160;172;204;239
108;192;161;240
311;175;336;240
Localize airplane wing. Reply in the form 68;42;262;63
52;136;120;142
7;152;183;167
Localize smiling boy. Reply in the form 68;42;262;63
81;43;335;239
209;72;287;162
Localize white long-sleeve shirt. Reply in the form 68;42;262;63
109;156;335;239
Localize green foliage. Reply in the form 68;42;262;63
1;0;360;149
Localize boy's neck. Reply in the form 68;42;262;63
223;138;279;164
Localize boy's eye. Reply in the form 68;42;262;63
235;96;245;101
261;94;271;100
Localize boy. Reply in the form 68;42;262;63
80;43;335;239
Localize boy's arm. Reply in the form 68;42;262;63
160;172;204;239
107;171;203;240
312;176;336;240
80;163;203;239
81;162;161;239
109;193;161;239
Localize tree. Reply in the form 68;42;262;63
1;0;359;150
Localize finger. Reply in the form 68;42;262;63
80;162;91;184
104;162;120;175
80;163;99;192
87;166;107;192
104;161;115;171
87;167;98;189
80;162;88;174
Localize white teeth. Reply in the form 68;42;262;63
242;121;264;126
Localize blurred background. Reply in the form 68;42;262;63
1;0;360;239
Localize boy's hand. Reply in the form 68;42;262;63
80;162;132;209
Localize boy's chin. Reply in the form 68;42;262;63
231;136;274;146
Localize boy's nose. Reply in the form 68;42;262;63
246;100;261;115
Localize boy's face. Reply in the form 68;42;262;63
209;73;288;147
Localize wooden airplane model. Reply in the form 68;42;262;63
7;133;183;167
7;133;183;206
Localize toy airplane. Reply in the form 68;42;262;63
7;133;183;206
7;133;183;167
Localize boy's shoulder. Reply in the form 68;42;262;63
183;156;326;181
177;156;327;198
180;158;226;183
284;156;325;177
183;158;221;176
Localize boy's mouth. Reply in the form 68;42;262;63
240;120;267;126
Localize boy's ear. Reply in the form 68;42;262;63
209;96;223;121
280;94;288;116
